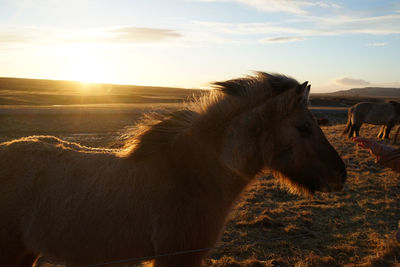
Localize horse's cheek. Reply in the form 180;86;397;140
271;147;293;174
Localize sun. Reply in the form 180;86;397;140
63;44;112;84
66;60;110;83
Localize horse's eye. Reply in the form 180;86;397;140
296;124;312;136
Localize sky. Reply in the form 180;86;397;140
0;0;399;92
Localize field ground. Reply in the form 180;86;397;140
1;105;400;267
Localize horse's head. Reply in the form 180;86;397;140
389;101;400;116
215;73;346;195
263;81;346;195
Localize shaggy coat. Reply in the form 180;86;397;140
0;72;346;267
343;101;400;139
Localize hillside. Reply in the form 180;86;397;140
0;77;201;106
310;87;400;109
329;87;400;97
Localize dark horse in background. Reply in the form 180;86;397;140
343;101;400;139
0;73;346;267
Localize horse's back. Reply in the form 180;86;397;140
0;136;155;263
0;136;74;218
0;136;57;182
0;137;63;254
353;102;396;125
0;136;72;184
0;135;123;210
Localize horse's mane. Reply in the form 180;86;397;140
121;110;198;158
122;72;300;159
214;71;299;98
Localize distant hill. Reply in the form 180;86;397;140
0;77;202;105
310;87;400;108
329;87;400;97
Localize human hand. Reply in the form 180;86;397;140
397;222;400;243
351;137;383;158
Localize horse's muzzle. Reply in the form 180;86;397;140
331;169;347;192
320;169;347;192
340;169;347;184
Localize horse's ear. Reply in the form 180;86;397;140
295;81;310;105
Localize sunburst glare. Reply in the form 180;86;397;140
62;45;112;84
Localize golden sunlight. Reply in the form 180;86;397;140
63;45;112;84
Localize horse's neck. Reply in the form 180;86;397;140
171;129;251;217
223;115;264;177
194;105;265;179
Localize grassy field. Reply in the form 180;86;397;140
1;78;400;266
0;77;201;106
0;103;182;147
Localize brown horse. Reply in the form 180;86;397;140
342;101;400;139
0;72;346;267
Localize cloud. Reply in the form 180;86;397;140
387;82;400;87
0;27;47;44
108;27;182;42
367;42;387;47
194;0;340;14
2;6;399;48
259;36;306;43
191;0;400;40
330;77;400;90
236;0;340;14
185;11;400;45
190;21;305;35
0;26;182;45
233;0;309;14
305;13;400;35
335;77;371;86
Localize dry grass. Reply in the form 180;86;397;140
0;77;200;105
